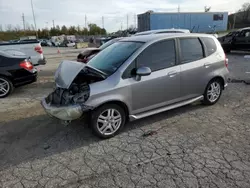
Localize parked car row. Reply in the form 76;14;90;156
40;39;76;47
42;33;229;139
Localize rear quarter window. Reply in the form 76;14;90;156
179;38;204;64
201;37;217;56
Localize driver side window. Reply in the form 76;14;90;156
137;39;176;71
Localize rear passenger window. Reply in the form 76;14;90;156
201;37;217;56
179;38;204;64
137;39;176;71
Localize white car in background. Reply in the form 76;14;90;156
66;41;75;47
0;39;46;66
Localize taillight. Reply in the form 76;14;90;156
35;46;43;54
225;54;228;68
20;60;33;71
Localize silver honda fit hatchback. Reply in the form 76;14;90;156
42;33;229;138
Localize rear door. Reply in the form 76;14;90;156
178;37;211;100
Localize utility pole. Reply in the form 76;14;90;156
31;0;37;38
85;15;87;28
52;20;55;28
121;22;123;31
102;16;104;29
134;14;136;28
127;14;129;30
177;5;180;28
22;13;25;30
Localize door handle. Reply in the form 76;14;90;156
204;63;211;68
168;71;178;77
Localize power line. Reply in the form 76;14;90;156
22;13;25;30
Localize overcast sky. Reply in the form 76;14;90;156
0;0;247;32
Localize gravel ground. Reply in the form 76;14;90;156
1;49;250;188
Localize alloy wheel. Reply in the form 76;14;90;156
207;82;221;103
97;109;122;136
0;78;10;97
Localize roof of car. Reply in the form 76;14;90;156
238;27;250;31
120;33;215;43
134;29;190;36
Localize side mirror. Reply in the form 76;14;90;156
135;67;151;81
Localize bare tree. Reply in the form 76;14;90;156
31;24;35;31
6;24;13;31
238;2;250;22
26;22;31;31
14;25;21;31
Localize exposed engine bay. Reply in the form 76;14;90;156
41;61;106;121
46;66;105;106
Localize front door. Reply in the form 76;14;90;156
233;30;250;50
123;39;181;115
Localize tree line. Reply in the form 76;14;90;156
228;2;250;29
0;23;106;41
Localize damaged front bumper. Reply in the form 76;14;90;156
41;98;92;121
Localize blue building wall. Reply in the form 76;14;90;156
149;12;228;33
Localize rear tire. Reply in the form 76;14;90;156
90;104;126;139
202;79;222;105
0;76;14;98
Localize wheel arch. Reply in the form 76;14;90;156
209;76;225;89
0;72;13;81
94;100;130;121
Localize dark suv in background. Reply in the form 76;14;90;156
218;27;250;53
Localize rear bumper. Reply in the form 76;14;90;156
13;71;37;87
41;98;92;121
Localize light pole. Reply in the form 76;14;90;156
31;0;38;38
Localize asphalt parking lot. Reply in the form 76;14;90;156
1;48;250;188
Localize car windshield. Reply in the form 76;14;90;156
99;38;119;50
88;41;143;75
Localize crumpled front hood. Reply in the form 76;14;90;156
55;60;86;89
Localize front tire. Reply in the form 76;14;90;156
203;79;222;105
90;104;126;139
0;76;14;98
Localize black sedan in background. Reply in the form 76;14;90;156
0;51;37;98
218;27;250;53
77;37;123;63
